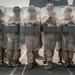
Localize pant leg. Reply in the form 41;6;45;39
26;36;34;64
58;48;62;58
0;40;2;60
0;33;2;56
68;51;74;59
13;34;20;60
44;34;55;62
7;33;14;60
52;50;54;57
33;35;39;59
62;50;68;61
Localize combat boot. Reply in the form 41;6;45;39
27;63;34;70
63;60;69;68
69;58;74;67
45;61;53;70
12;60;17;67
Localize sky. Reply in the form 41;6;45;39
0;0;30;7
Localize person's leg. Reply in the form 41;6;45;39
45;49;54;70
16;49;21;65
7;49;13;67
62;50;69;67
0;38;3;65
43;49;47;64
0;34;5;65
12;34;21;66
1;47;5;64
58;48;62;63
44;35;55;70
7;34;14;67
32;35;40;65
68;51;74;67
26;37;34;70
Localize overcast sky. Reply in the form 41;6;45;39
0;0;30;7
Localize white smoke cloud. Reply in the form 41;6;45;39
0;0;30;7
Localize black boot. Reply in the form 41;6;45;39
12;60;17;67
27;63;34;70
45;61;53;70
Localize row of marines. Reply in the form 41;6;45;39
0;3;75;70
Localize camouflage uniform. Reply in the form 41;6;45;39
0;9;5;65
62;31;74;65
25;5;40;69
7;7;21;66
42;3;56;70
7;33;19;60
26;34;39;64
56;31;62;63
44;32;56;61
61;6;74;67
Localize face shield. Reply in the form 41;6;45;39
46;3;54;12
5;6;22;25
13;6;21;16
27;5;37;19
63;6;72;17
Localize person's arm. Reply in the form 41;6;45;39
8;17;21;25
41;14;55;25
41;16;49;25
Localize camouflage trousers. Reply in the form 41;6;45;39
25;34;39;64
62;50;74;61
62;33;74;61
7;33;20;60
0;34;4;60
44;33;56;61
62;33;74;51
